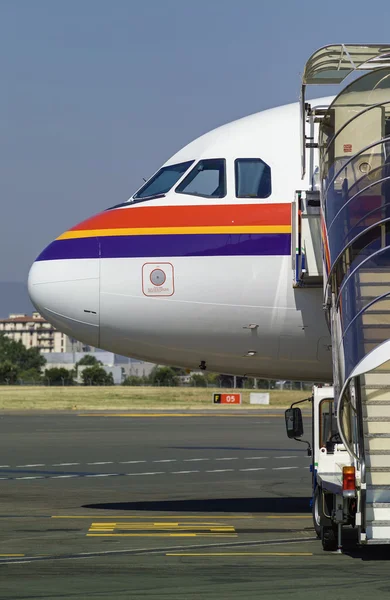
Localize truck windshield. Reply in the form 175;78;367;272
133;161;194;200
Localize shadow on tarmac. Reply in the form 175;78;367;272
83;496;311;513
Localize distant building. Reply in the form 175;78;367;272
0;312;90;354
45;351;156;383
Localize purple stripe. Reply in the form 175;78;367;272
36;237;100;261
35;234;291;261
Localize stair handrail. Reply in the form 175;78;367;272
335;247;390;308
336;380;359;461
327;171;390;234
355;376;366;537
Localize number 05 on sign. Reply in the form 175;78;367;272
213;393;242;405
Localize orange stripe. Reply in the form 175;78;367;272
69;204;291;232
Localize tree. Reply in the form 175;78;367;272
0;334;46;378
77;354;102;367
19;368;43;384
149;366;178;387
45;367;74;386
0;360;20;384
122;375;145;386
81;365;114;386
190;373;207;387
75;354;102;375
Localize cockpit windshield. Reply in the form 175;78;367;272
133;161;194;200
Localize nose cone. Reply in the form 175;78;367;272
28;238;100;347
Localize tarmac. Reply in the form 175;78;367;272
0;410;390;599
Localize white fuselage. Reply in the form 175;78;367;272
28;98;334;380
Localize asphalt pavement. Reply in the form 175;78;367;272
0;410;389;599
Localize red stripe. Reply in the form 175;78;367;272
70;203;291;232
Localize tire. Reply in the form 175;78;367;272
321;525;338;551
312;486;321;538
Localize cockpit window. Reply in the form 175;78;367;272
175;159;226;199
133;161;194;200
235;158;272;198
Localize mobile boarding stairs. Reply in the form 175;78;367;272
290;44;390;550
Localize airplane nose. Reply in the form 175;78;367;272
28;238;100;347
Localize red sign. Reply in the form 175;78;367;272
343;143;353;153
213;393;242;405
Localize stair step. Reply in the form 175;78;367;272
359;272;390;283
362;328;390;341
366;503;390;522
364;421;390;434
360;285;390;295
367;487;390;502
363;313;390;325
366;471;390;485
360;298;390;310
365;437;390;451
366;524;390;540
366;454;390;468
363;372;390;386
363;405;390;418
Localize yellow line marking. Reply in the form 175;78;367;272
58;225;292;240
78;414;287;418
52;515;253;519
89;526;235;530
166;552;313;556
266;516;311;519
87;533;238;537
0;554;25;557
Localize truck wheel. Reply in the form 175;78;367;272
321;526;338;551
312;486;321;538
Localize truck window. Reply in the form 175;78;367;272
319;398;334;448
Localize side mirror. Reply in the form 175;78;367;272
285;407;304;438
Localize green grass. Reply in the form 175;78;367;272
0;386;307;411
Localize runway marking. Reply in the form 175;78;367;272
0;455;307;472
0;463;311;482
266;516;311;519
52;515;253;519
0;537;317;565
166;552;313;556
79;413;288;418
87;520;238;538
272;466;299;470
171;470;199;474
85;473;118;478
239;468;266;472
275;456;295;459
205;469;234;473
125;472;165;476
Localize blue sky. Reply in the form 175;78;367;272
1;0;390;282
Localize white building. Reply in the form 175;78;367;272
45;351;157;383
0;312;90;354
